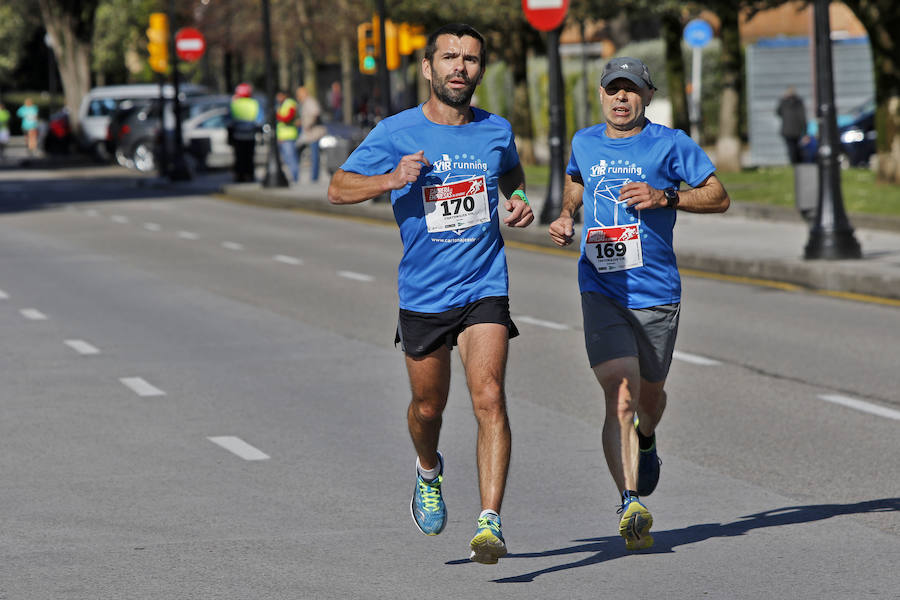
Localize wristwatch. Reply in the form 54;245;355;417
664;187;680;209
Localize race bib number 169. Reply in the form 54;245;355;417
585;224;643;272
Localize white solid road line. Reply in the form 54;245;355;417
64;339;100;355
178;231;199;240
0;289;8;300
515;315;570;330
20;308;48;320
273;254;303;265
819;394;900;422
222;241;244;251
207;436;271;461
338;270;375;282
673;350;722;366
119;377;166;397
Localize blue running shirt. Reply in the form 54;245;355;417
567;121;715;308
340;105;520;312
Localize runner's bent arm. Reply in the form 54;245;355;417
498;163;533;227
619;174;730;214
328;150;431;205
548;173;584;247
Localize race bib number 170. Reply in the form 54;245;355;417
422;176;490;233
585;224;643;272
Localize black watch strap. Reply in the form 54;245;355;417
664;187;679;209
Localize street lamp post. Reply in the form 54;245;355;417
804;0;861;259
539;25;566;224
167;0;192;181
261;0;288;187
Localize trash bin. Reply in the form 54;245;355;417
794;163;818;222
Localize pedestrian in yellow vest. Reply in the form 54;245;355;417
0;103;10;159
228;83;262;182
276;91;299;182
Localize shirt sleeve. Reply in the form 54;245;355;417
340;120;398;176
499;127;520;175
565;135;581;177
669;129;716;188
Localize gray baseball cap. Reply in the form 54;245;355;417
600;57;656;90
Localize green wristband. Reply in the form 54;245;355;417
511;189;529;205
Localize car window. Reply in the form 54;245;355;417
88;98;119;117
198;114;228;129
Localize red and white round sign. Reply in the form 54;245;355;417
175;27;206;62
522;0;569;32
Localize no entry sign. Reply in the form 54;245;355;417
175;27;206;62
522;0;569;32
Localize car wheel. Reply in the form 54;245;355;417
115;148;133;169
132;140;156;173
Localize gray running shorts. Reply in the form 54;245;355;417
581;291;680;383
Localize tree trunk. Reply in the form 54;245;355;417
294;0;318;97
660;10;689;134
37;0;98;136
714;2;743;172
846;0;900;182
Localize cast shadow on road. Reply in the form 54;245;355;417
445;497;899;583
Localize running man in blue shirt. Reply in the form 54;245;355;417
328;23;532;564
548;57;730;551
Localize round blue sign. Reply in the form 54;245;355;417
684;19;713;48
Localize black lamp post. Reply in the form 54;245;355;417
261;0;289;187
539;25;566;224
375;0;392;117
804;0;861;259
167;0;192;181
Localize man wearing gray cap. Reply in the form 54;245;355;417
548;57;730;550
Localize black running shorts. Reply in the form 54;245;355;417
395;296;519;357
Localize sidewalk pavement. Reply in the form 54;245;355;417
224;178;897;304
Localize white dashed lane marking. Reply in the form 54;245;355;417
119;377;166;397
819;394;900;421
222;241;244;251
143;223;162;231
64;339;100;355
207;436;270;461
273;254;303;265
0;289;8;300
111;215;130;224
338;270;374;282
20;308;48;320
178;231;199;240
673;351;721;366
515;315;570;330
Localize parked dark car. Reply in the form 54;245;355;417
801;98;876;167
108;95;231;173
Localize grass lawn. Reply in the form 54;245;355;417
522;164;900;217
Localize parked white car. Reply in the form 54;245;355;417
182;106;268;170
78;83;207;160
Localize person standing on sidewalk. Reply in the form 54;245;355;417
228;83;261;183
327;22;532;564
17;98;39;155
776;87;808;164
0;102;10;159
548;57;730;551
295;86;325;182
275;91;299;182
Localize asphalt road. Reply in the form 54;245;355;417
0;169;897;599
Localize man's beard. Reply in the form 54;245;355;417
431;72;477;107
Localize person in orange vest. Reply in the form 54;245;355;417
275;91;299;182
228;83;262;182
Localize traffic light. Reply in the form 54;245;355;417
146;12;169;74
384;20;400;72
357;22;377;74
399;23;426;56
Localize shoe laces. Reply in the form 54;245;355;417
476;516;501;534
416;475;443;512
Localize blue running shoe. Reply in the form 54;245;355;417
410;452;446;536
637;431;661;497
618;493;653;550
469;514;507;564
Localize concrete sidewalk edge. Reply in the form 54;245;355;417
219;183;900;302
